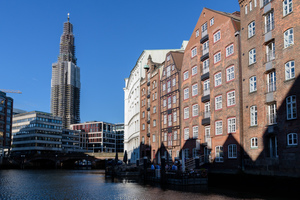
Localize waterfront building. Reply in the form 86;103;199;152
115;123;124;153
62;129;83;153
238;0;300;176
180;8;242;171
160;51;184;162
124;45;187;164
51;14;81;129
140;55;163;162
0;91;13;158
12;111;62;154
71;121;116;153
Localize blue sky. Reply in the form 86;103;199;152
0;0;240;123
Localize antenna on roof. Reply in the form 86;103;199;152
68;13;70;22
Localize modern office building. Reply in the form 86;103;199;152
51;14;81;129
12;111;63;154
115;123;124;153
0;91;13;158
140;55;162;162
62;129;82;153
160;51;184;162
238;0;300;176
124;46;187;164
71;121;116;153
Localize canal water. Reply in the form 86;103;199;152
0;170;293;200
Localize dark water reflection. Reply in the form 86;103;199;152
0;170;292;200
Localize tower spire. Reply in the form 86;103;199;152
68;13;70;22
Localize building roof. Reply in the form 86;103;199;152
170;51;184;71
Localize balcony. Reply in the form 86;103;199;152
147;94;150;99
201;52;209;62
147;133;150;137
201;30;208;38
201;71;209;81
147;107;150;111
147;120;150;124
202;89;210;103
200;33;209;44
147;82;150;86
267;113;277;126
202;111;210;125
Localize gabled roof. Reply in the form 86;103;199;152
170;51;184;71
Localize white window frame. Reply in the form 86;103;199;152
168;96;172;109
183;71;189;81
215;120;222;135
285;60;295;80
168;114;172;127
184;128;189;140
184;88;189;100
192;66;197;76
214;52;221;64
284;28;294;48
193;126;198;139
245;4;248;14
213;30;221;43
249;48;256;65
192;104;198;117
267;71;276;93
249;76;257;92
228;144;237;158
196;29;199;37
286;95;297;120
191;47;197;58
167;66;171;77
164;115;167;125
248;21;255;38
210;18;214;26
287;133;297;146
214;72;222;87
268;103;277;125
174;131;178;140
250;1;253;11
215;95;222;110
226;44;234;57
226;65;234;82
228;117;236;133
215;146;223;162
250;106;258;126
153;106;156;113
251;137;258;148
265;11;274;33
142;124;145;130
167;80;171;93
192;84;198;96
163;99;166;107
184;107;189;119
153;134;156;142
163;83;166;91
173;95;176;104
283;0;293;16
172;78;176;86
173;111;177;122
203;59;209;73
153;119;156;127
227;90;236;107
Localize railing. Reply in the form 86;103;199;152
203;65;209;74
202;47;209;56
201;30;207;38
267;113;277;125
267;82;276;93
266;50;275;62
203;89;210;96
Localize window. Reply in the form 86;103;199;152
192;66;197;76
142;111;145;118
203;41;209;55
153;81;156;89
173;95;176;104
203;59;209;74
249;49;257;65
284;28;294;48
226;66;234;82
163;84;166;91
152;93;155;100
265;11;274;33
167;66;171;77
227;91;235;107
248;21;255;38
191;47;197;58
196;29;199;37
153;120;156;127
226;44;234;57
142;124;145;130
153;134;156;142
184;88;189;100
204;102;210;118
183;71;189;80
164;133;167;142
201;22;207;37
173;131;178;141
250;106;258;126
215;95;222;110
168;114;172;127
215;120;222;135
213;30;221;43
168;96;172;109
266;42;275;62
214;52;221;64
192;104;198;117
267;71;276;93
228;117;236;133
251;137;258;148
167;55;171;61
172;65;175;71
286;95;297;120
228;144;237;158
285;61;295;80
215;146;223;162
192;84;198;96
287;133;297;146
210;18;214;26
245;5;248;14
164;115;167;125
268;103;277;125
254;0;257;7
153;106;156;113
283;0;293;16
173;112;177;122
184;128;189;140
163;99;166;107
184;107;189;119
250;76;257;92
203;79;210;95
214;72;222;87
142;136;145;144
172;78;176;86
167;81;171;93
250;1;252;11
193;126;198;139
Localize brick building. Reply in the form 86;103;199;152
181;8;242;171
238;0;300;176
160;51;184;162
140;56;162;162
